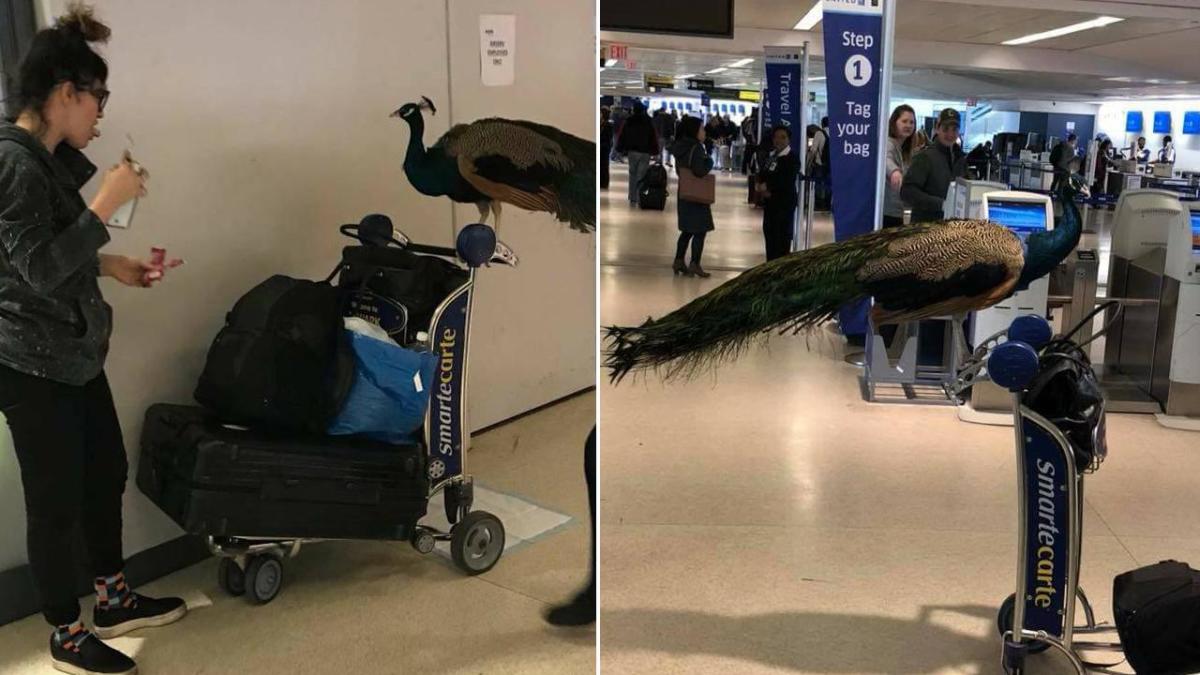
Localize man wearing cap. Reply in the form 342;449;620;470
901;108;967;224
900;108;968;367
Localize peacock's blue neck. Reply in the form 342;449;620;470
401;112;460;197
1015;191;1083;290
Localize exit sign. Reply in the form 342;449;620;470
609;44;628;61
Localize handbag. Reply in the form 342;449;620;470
677;145;716;205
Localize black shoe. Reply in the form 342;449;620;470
544;586;595;627
50;633;136;675
92;594;187;639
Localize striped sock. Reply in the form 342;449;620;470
94;571;137;611
53;620;90;652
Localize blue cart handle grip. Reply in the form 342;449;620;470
1008;315;1053;350
988;341;1040;392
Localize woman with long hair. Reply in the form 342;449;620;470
883;104;916;229
1;5;185;674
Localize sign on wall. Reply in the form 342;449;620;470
480;14;516;87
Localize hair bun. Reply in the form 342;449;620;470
55;2;111;44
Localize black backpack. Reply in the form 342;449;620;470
1113;561;1200;673
194;276;352;433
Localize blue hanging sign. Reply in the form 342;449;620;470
763;46;804;156
1184;111;1200;135
1126;111;1143;132
822;0;884;336
1153;111;1172;133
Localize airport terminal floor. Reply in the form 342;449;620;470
0;394;596;675
599;163;1191;675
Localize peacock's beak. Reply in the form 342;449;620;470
389;107;404;118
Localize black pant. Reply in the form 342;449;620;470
763;204;795;261
600;150;610;189
675;231;707;265
0;366;127;626
583;426;595;594
882;214;904;229
742;143;757;174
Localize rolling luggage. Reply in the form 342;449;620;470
137;403;428;542
638;163;668;210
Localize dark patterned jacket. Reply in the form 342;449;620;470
0;122;112;385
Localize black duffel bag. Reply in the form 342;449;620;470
194;276;352;433
337;245;469;345
1113;560;1200;674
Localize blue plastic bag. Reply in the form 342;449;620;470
327;329;437;444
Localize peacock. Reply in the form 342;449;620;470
604;174;1089;383
391;97;595;233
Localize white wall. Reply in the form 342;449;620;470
1097;100;1200;172
445;0;596;431
1;0;595;570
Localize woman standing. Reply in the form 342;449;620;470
883;105;916;229
600;106;613;190
671;116;715;278
756;125;800;260
0;6;185;675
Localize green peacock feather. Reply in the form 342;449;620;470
604;175;1086;384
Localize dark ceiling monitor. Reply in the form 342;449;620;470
601;0;735;39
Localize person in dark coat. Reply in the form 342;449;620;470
600;106;613;189
671;116;715;278
756;125;801;261
615;101;658;206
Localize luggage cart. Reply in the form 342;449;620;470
947;311;1125;674
183;220;519;604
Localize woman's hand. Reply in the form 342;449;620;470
99;254;172;288
889;169;903;192
90;157;147;223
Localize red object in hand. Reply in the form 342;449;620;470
142;247;183;286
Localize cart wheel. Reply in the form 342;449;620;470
411;528;436;555
217;558;246;597
997;594;1050;654
450;511;505;575
245;556;284;605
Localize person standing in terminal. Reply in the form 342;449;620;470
1134;136;1151;164
807;116;831;210
671;115;715;278
901;108;966;224
901;107;967;365
883;104;916;229
740;109;759;176
616;100;658;207
756;125;800;261
0;6;187;675
1049;133;1077;193
600;106;613;190
1094;137;1114;193
544;427;596;627
1157;135;1176;164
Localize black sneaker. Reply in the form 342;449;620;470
544;585;596;627
50;633;136;675
92;594;187;639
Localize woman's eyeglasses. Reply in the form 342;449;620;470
83;85;110;113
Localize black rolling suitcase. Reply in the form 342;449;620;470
639;163;668;210
137;404;428;542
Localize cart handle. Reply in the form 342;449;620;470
988;340;1040;392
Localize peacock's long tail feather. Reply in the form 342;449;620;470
604;233;900;383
